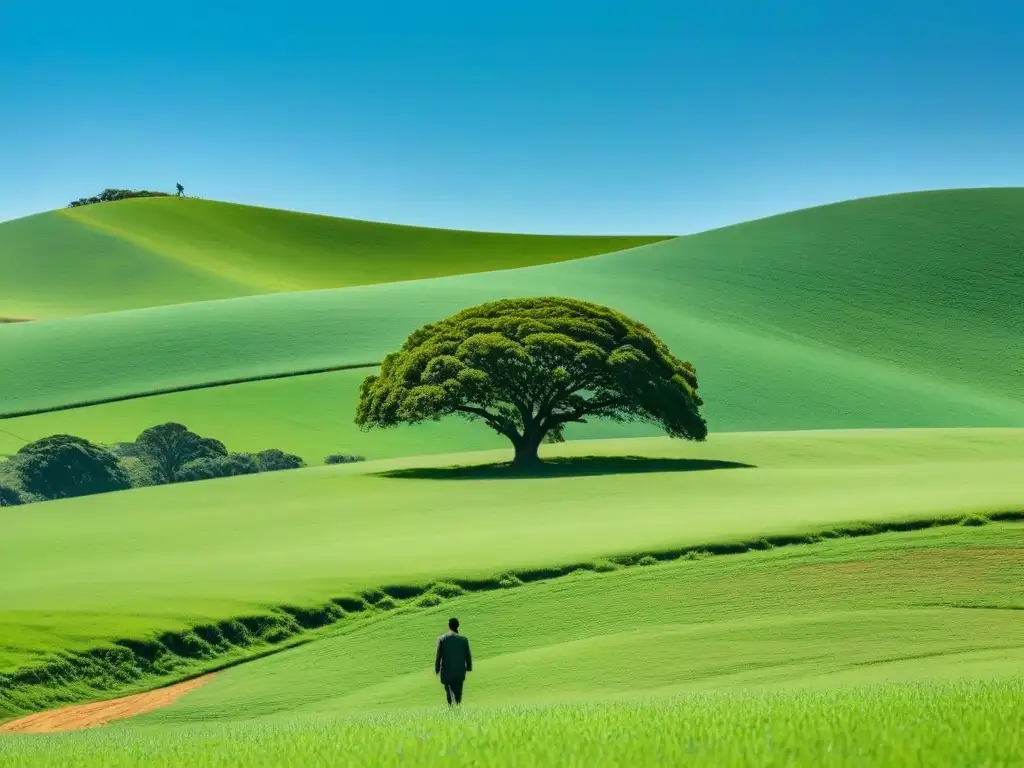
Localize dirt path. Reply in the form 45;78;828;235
0;674;214;734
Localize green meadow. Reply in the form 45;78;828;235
1;430;1022;702
152;521;1024;722
0;197;665;319
3;683;1021;767
2;521;1022;766
1;188;1023;764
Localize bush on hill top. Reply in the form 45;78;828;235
67;188;170;208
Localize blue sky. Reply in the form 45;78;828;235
2;1;1022;233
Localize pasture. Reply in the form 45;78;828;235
153;521;1024;721
0;429;1022;713
2;521;1021;765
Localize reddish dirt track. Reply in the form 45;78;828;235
0;674;214;734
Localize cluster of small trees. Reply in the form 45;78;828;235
67;188;171;208
0;423;307;507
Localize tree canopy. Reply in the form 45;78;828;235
355;297;707;465
133;423;228;484
178;453;260;483
253;449;305;473
14;435;130;500
0;483;23;507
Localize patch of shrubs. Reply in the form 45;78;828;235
67;188;170;208
682;550;712;561
636;555;659;567
178;453;261;482
0;482;24;507
497;573;523;589
376;596;398;611
429;582;466;599
416;594;444;608
2;422;329;506
14;435;131;500
360;589;387;605
325;454;366;465
254;449;305;473
960;514;990;527
117;455;164;488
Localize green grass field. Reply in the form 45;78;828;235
4;683;1021;767
1;430;1022;698
153;521;1024;722
2;522;1021;765
2;188;1023;764
0;198;665;318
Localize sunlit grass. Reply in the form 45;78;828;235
2;681;1020;767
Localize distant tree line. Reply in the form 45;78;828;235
0;423;362;507
67;188;172;208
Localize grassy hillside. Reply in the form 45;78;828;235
154;522;1024;721
2;189;1022;459
0;430;1021;677
0;198;666;318
3;524;1021;766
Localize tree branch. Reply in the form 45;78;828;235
454;405;520;441
548;393;625;425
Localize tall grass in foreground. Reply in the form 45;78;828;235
2;681;1021;767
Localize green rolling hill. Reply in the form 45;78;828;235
152;521;1024;722
0;197;667;319
1;430;1022;707
6;512;1023;763
1;188;1022;461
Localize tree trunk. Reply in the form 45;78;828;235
511;432;543;468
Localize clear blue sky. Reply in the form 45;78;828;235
2;1;1022;233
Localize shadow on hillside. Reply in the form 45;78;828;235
377;455;755;481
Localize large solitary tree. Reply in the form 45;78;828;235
355;297;707;466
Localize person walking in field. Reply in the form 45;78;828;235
435;617;472;706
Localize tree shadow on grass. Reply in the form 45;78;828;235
377;455;755;481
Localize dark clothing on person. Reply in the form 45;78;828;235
435;631;472;705
443;677;465;706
